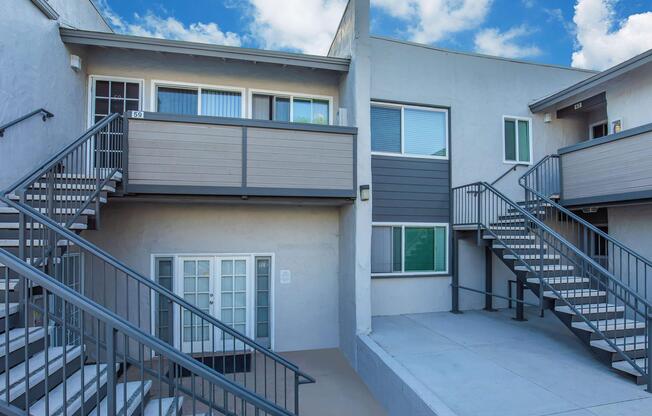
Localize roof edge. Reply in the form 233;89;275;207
60;28;350;72
530;48;652;113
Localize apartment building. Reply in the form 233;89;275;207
0;0;651;415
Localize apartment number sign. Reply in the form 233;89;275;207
130;111;145;119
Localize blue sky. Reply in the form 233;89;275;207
98;0;652;70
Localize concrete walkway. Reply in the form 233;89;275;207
369;308;651;416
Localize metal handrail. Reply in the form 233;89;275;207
520;154;652;300
452;181;652;384
0;108;53;137
490;163;529;186
0;248;294;416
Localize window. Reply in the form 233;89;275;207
255;257;271;348
92;78;141;124
252;92;330;124
371;224;448;275
590;120;608;139
154;257;174;344
503;116;531;164
371;103;448;158
154;82;242;118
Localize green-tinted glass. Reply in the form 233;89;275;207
504;120;516;161
392;227;402;272
404;227;435;272
434;227;447;272
518;120;530;162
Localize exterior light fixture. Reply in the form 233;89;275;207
360;185;370;201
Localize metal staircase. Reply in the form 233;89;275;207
0;114;314;414
452;180;651;392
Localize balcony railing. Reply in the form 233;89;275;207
124;111;357;199
558;123;652;206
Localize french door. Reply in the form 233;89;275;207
176;256;253;353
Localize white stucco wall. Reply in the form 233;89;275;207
82;202;342;353
606;63;652;131
367;37;593;316
0;0;109;189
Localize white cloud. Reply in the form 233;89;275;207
244;0;347;55
372;0;492;44
96;0;242;47
571;0;652;70
474;25;542;59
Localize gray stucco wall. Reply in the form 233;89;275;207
368;37;593;315
606;62;652;132
0;0;109;190
84;48;342;126
82;202;341;352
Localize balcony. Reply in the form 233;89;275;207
123;111;357;200
559;123;652;206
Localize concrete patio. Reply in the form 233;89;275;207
363;308;651;416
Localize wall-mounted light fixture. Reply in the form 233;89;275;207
70;54;82;72
544;113;552;123
360;184;370;201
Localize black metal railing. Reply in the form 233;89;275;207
0;109;53;137
0;248;294;415
1;114;314;414
520;155;652;303
453;181;652;391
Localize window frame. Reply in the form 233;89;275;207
502;115;533;165
589;119;608;139
87;75;145;128
151;79;246;117
371;101;450;160
371;222;449;277
248;88;334;125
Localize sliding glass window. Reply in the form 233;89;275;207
371;224;448;275
155;84;242;118
252;93;330;124
503;116;531;164
371;103;448;158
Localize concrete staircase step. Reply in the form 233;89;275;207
572;319;645;333
612;358;647;378
0;222;87;231
0;327;45;359
90;380;152;416
543;289;606;299
144;396;184;416
591;335;647;353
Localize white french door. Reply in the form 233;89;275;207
175;256;253;353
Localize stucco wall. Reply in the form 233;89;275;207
82;202;341;352
0;0;109;189
84;48;342;126
367;37;592;315
606;62;652;131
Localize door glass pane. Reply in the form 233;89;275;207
404;227;435;272
110;82;125;99
518;120;530;162
393;227;403;272
404;108;447;156
504;119;517;161
312;100;329;125
371;106;401;153
221;259;247;341
252;94;272;120
126;82;140;99
96;80;109;97
201;90;241;118
255;258;271;344
155;257;173;344
274;97;290;122
182;259;211;342
292;98;312;123
157;87;198;115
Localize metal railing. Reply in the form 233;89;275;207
0;109;53;137
1;114;314;414
520;155;652;303
0;248;294;415
453;181;652;391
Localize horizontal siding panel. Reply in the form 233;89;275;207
562;131;652;200
128;119;243;188
372;155;449;223
247;128;354;190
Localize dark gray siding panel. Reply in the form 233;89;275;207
372;155;450;223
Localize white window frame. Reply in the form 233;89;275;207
371;222;449;277
589;119;609;139
151;79;246;117
370;102;450;160
502;115;533;165
248;88;334;125
87;75;145;128
149;252;276;353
